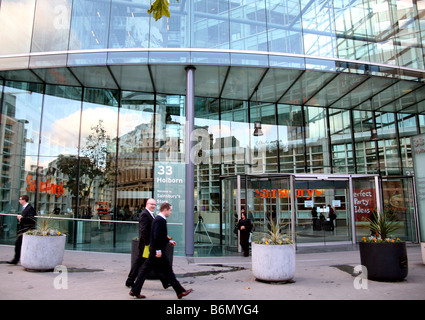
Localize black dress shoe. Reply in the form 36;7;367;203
129;291;146;299
177;288;193;299
7;260;18;265
125;279;134;287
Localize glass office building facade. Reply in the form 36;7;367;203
1;0;425;256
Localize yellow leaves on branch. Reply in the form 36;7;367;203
148;0;179;21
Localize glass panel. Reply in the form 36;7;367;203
229;0;268;52
69;66;119;89
1;82;44;216
266;0;303;54
382;177;417;242
192;65;229;98
38;85;82;222
419;115;425;133
305;106;329;173
221;176;239;252
194;97;221;252
329;109;354;173
31;67;81;87
372;81;423;111
69;0;111;50
398;113;417;171
109;0;151;49
250;103;278;173
115;91;155;221
279;70;335;106
375;112;400;175
364;0;396;66
31;0;72;53
337;77;396;110
230;53;269;67
309;73;365;107
193;0;230;49
353;110;378;173
0;0;36;56
221;99;250;175
257;69;303;103
248;176;291;236
72;88;118;247
277;104;305;173
295;179;351;244
353;177;378;242
154;94;186;253
392;0;424;69
30;0;72;68
161;0;189;48
221;66;267;101
300;0;337;58
68;0;110;65
149;65;187;96
334;0;371;61
108;66;153;92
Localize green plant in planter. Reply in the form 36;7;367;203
252;217;293;245
25;213;65;237
362;209;402;243
359;208;407;282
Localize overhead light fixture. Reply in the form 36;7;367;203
370;128;379;141
253;121;263;136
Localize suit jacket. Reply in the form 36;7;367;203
19;203;36;232
138;209;154;249
150;215;169;254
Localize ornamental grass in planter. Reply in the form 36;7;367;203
251;218;295;282
21;214;66;271
359;210;408;282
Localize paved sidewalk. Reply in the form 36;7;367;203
0;244;424;300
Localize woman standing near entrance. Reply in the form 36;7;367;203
237;208;253;257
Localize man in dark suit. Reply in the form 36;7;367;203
129;202;192;299
125;199;168;288
8;195;36;264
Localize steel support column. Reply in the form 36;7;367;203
185;66;196;257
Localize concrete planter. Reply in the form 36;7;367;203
21;233;66;271
251;242;295;282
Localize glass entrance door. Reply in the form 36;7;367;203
221;175;292;252
222;173;407;250
221;175;240;251
351;175;380;242
294;177;351;244
247;176;292;237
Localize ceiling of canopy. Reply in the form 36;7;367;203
1;63;425;114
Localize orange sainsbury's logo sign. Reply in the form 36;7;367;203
255;188;321;199
26;175;64;198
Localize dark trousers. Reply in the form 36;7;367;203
12;234;23;262
240;231;250;256
131;250;184;296
127;252;147;282
127;247;169;288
